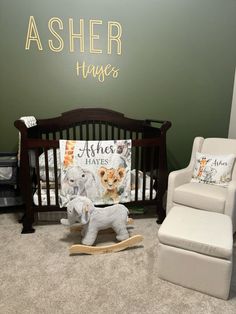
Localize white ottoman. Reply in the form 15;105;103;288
157;206;233;299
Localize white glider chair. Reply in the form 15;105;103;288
166;137;236;233
157;137;236;299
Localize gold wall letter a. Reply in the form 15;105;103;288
25;16;43;50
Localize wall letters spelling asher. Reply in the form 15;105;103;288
25;16;122;82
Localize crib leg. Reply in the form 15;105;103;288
22;225;35;233
156;202;166;225
21;213;35;233
22;223;35;233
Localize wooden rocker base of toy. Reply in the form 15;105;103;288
69;234;144;255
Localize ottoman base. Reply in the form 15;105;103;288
157;205;233;300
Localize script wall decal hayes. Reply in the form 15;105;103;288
25;16;122;82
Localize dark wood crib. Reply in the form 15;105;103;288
15;108;171;233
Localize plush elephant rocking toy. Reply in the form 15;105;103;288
61;196;143;254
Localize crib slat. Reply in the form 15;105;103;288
149;146;155;200
98;121;102;138
79;124;83;139
44;148;51;206
35;148;42;206
118;127;121;139
85;122;89;140
129;131;133;140
142;146;146;201
66;128;70;139
73;125;76;140
111;124;115;139
105;122;108;140
134;146;140;201
53;148;59;206
92;122;96;140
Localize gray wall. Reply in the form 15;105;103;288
228;68;236;138
1;0;236;169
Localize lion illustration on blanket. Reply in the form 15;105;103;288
98;166;126;203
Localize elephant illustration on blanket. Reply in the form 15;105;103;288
61;166;99;200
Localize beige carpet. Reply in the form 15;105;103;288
0;211;236;314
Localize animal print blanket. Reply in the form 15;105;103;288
59;140;132;205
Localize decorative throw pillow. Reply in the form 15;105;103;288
191;152;235;187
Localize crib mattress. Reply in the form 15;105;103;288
33;188;157;206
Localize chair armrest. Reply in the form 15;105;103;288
168;166;193;188
165;136;204;215
168;136;203;188
225;180;236;233
166;164;194;214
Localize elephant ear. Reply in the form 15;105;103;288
81;205;90;225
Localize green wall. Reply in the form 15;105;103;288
0;0;236;169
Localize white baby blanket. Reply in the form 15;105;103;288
59;139;132;206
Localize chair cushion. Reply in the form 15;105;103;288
158;206;233;259
173;182;227;213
